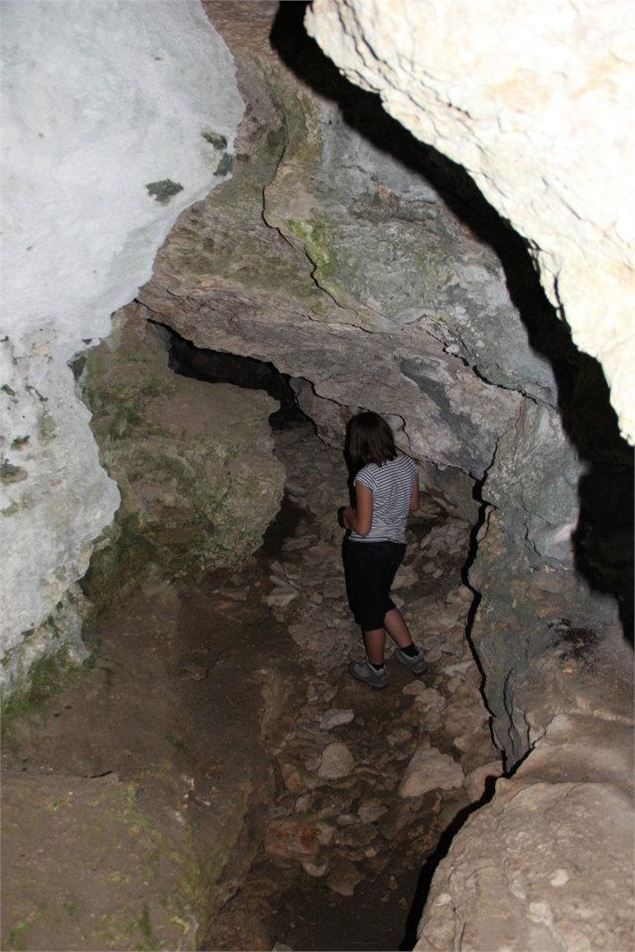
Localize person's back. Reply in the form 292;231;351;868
349;453;417;544
341;411;425;690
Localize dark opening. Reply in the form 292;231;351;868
155;321;310;431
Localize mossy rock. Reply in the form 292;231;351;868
81;311;284;604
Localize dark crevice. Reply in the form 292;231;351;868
150;319;310;431
399;774;499;950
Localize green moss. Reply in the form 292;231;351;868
133;904;157;951
0;460;26;483
1;648;83;740
10;435;29;448
145;180;183;205
287;218;311;242
6;921;29;951
166;733;187;753
37;410;56;443
201;130;227;150
61;900;79;920
287;215;336;282
2;383;16;396
265;126;286;155
213;153;233;177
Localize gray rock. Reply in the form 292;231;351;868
319;709;355;730
318;743;355;780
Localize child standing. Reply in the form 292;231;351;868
342;411;426;689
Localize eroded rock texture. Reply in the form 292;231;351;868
81;309;284;597
307;0;635;444
140;2;631;769
1;0;243;693
418;649;634;951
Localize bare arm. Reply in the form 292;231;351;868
343;482;373;536
409;475;420;512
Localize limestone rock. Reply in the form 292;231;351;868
1;0;244;694
327;859;362;897
418;700;634;950
318;708;355;730
403;685;446;714
463;762;503;804
306;0;635;444
419;781;633;952
399;747;464;798
357;799;387;824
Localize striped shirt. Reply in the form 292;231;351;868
350;453;418;543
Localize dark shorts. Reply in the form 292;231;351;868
343;540;406;631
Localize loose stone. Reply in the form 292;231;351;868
358;798;387;824
319;708;355;730
327;859;363;897
264;816;321;861
318;743;355;780
399;747;464;798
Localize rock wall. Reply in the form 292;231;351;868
301;2;634;945
306;0;635;445
299;0;634;762
81;308;285;598
417;643;634;951
139;2;630;768
0;0;243;695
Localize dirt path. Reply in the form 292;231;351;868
2;421;500;951
202;423;501;951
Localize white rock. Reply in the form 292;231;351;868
464;761;503;802
399;746;464;798
404;685;447;714
302;858;329;879
358;798;387;824
442;660;476;678
266;590;299;609
393;564;419;589
0;0;244;688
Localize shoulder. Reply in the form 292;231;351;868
354;463;378;489
397;452;417;473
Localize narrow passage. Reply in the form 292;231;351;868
2;414;500;952
204;420;501;951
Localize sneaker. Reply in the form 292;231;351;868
348;659;388;689
394;646;427;676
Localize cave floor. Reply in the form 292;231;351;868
2;421;501;951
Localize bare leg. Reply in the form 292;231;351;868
384;608;414;649
363;628;386;665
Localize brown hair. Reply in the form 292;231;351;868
346;411;397;474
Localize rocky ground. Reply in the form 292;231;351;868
203;423;501;951
1;417;501;951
